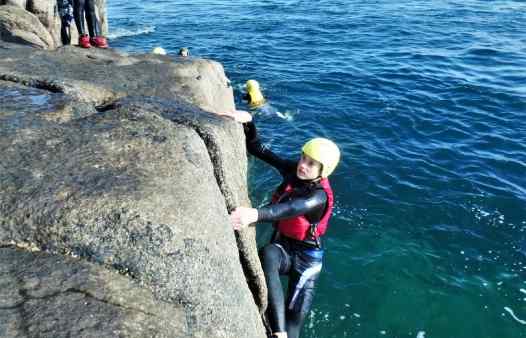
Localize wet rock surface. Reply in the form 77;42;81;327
0;246;186;338
0;43;266;337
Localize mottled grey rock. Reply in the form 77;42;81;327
0;43;267;336
0;97;265;338
0;5;55;49
0;80;96;133
26;0;59;46
2;0;27;8
0;47;265;315
100;96;268;313
0;45;235;112
0;246;186;338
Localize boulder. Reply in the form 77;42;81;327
26;0;53;27
0;5;55;49
2;0;27;8
0;246;187;338
0;98;265;338
0;44;267;337
26;0;59;46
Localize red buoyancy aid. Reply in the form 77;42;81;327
271;178;334;241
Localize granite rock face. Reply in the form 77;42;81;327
0;5;55;49
0;44;236;112
0;44;267;337
2;0;27;8
0;246;186;338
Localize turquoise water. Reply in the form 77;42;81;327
107;1;526;337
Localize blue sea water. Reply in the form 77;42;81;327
107;1;526;337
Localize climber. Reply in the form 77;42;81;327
230;118;340;338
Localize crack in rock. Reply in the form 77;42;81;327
0;73;64;93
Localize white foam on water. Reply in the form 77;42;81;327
504;307;526;325
520;288;526;295
307;310;315;329
416;331;426;338
353;313;361;318
108;25;155;39
275;110;294;121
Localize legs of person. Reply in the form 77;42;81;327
73;0;86;36
284;248;323;338
60;18;71;45
260;243;291;335
84;0;108;48
285;278;317;338
84;0;100;37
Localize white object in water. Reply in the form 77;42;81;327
152;47;167;55
416;331;426;338
504;307;526;325
276;111;287;119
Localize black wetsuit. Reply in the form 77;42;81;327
244;122;329;338
73;0;100;37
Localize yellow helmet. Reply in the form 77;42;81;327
245;79;265;107
302;138;340;178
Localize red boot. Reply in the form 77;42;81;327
79;34;91;48
90;36;108;49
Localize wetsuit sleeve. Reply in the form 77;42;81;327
243;122;297;176
257;189;327;222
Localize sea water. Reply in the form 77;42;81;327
108;1;526;337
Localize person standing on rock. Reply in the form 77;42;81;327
230;118;340;338
73;0;108;48
57;0;74;45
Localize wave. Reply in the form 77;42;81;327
504;307;526;325
108;26;155;40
